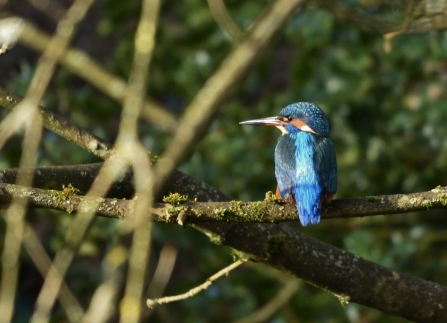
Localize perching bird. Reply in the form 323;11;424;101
240;102;337;226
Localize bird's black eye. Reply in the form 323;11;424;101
286;116;292;122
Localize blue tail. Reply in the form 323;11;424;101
295;185;322;226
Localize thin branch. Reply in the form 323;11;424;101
0;86;113;160
146;259;247;308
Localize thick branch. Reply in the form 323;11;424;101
203;221;447;323
2;182;447;321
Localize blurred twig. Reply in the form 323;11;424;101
24;0;100;321
82;245;127;323
207;0;244;41
147;245;178;299
116;0;160;322
16;19;177;132
144;245;178;318
146;259;247;308
23;226;84;323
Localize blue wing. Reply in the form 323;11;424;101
274;135;295;202
312;137;338;195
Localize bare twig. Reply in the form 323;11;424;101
146;259;247;308
26;0;65;21
384;0;416;52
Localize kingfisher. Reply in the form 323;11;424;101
240;102;337;226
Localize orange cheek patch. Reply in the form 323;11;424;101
291;118;307;128
291;119;318;134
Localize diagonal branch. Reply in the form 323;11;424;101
0;86;113;160
1;181;446;321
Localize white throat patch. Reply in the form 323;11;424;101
276;125;289;135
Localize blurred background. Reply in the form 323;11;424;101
1;0;447;322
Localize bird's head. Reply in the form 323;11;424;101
239;102;330;137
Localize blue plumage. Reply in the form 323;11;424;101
240;102;338;226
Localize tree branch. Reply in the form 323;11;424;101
0;182;446;223
3;181;446;320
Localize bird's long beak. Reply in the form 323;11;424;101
239;116;281;126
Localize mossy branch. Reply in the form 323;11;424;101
1;183;445;223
